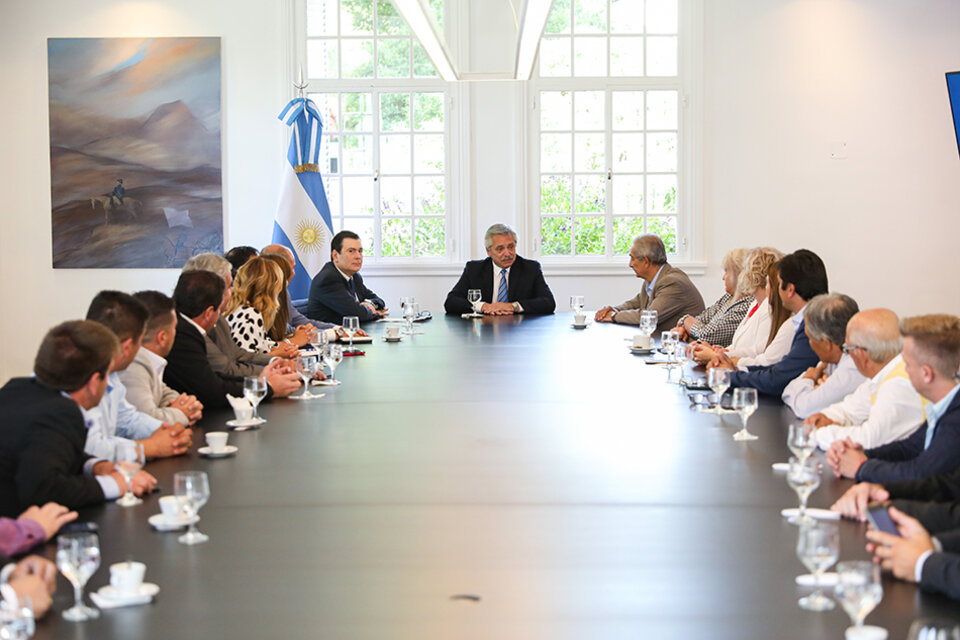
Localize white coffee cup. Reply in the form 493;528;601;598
206;431;229;452
233;405;253;424
385;325;401;339
159;495;184;523
632;334;651;349
109;561;146;597
573;313;586;326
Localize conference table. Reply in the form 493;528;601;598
32;313;960;639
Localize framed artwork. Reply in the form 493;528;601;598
48;37;223;268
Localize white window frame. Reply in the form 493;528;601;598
524;0;704;276
290;0;467;274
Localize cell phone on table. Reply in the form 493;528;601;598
866;502;900;537
682;378;710;391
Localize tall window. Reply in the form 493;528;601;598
532;0;687;260
305;0;450;260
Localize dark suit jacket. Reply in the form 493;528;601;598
444;255;556;315
307;262;385;324
728;320;818;396
855;390;960;484
164;315;273;410
0;378;105;517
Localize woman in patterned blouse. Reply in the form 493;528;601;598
676;248;754;347
225;257;290;354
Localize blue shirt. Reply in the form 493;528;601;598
83;372;162;462
58;391;120;499
644;265;665;299
924;383;960;449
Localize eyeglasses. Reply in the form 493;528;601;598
841;344;866;354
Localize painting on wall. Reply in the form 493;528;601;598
48;37;223;268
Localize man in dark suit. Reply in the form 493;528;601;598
0;321;148;517
724;249;829;396
826;314;960;483
444;223;555;316
164;271;300;410
307;231;387;324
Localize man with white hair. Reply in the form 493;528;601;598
444;223;555;316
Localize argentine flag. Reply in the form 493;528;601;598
273;96;333;301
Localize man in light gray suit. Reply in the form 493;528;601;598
117;291;203;426
595;234;705;335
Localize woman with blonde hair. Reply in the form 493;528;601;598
694;247;794;368
676;248;754;347
225;257;290;354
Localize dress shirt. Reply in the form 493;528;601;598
0;518;45;557
923;383;960;449
57;391;120;499
727;300;772;360
916;536;945;582
645;265;665;298
782;354;867;419
736;312;794;369
116;348;189;424
180;314;207;336
470;265;524;313
83;373;162;463
815;354;926;450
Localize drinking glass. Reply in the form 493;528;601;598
408;302;424;334
639;310;657;341
707;368;730;414
788;422;817;464
569;295;584;315
732;387;759;441
906;619;960;640
467;289;482;317
243;376;267;423
322;344;343;385
796;522;839;611
116;443;145;507
786;456;821;525
295;354;319;399
174;471;210;545
309;325;328;353
835;561;882;631
0;592;34;640
677;342;696;385
401;298;417;334
661;330;679;382
343;316;360;353
56;529;101;621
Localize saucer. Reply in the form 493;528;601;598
148;513;199;531
95;582;160;605
384;336;401;342
226;417;265;429
198;445;238;458
311;379;340;386
571;323;588;330
629;347;654;355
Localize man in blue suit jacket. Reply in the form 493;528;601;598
826;314;960;484
444;223;555;316
726;249;829;396
307;231;387;324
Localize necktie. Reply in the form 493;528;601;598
497;269;508;303
347;277;357;300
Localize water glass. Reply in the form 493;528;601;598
322;344;343;385
0;591;34;640
343;316;360;352
835;561;882;630
661;330;679;382
796;522;839;611
906;619;960;640
732;387;759;441
116;442;145;507
639;309;658;338
569;295;584;315
786;456;821;525
174;471;210;545
57;529;101;621
467;289;482;317
707;368;730;414
296;354;319;399
788;422;817;463
243;376;267;423
402;299;417;334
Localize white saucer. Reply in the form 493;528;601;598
226;417;265;429
795;572;839;587
629;347;654;355
198;445;238;458
148;513;199;531
384;336;401;342
97;582;160;602
780;507;841;521
571;323;588;330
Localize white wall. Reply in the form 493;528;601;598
2;0;959;382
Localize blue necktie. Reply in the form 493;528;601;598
347;277;357;300
497;269;508;303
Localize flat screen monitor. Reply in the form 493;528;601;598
948;71;960;159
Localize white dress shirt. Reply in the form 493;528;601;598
84;372;163;462
727;300;772;360
473;265;523;312
781;354;867;419
815;354;927;450
736;312;795;369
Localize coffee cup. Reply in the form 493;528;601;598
109;561;146;597
385;325;401;339
632;334;651;349
206;431;229;452
573;313;587;326
159;495;184;523
233;405;253;424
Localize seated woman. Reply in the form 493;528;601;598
226;257;296;356
694;247;793;368
261;254;316;348
676;248;753;347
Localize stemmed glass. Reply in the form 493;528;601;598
243;376;267;425
56;528;101;621
570;295;584;315
731;387;759;441
295;354;319;399
906;619;960;640
661;330;679;382
835;561;883;633
639;310;657;343
786;456;821;525
788;422;817;464
707;368;730;414
677;342;696;385
116;442;145;507
343;316;360;353
309;325;328;354
796;522;839;611
0;589;34;640
174;471;210;545
322;344;343;385
466;289;482;317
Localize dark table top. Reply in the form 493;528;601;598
32;313;960;639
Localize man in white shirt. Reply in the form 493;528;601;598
117;291;203;426
783;293;866;418
805;309;926;450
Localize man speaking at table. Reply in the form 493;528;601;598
308;231;387;324
444;223;555;316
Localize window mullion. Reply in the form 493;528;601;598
372;89;382;260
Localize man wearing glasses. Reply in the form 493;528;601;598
804;309;926;452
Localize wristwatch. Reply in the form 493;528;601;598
512;302;521;313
